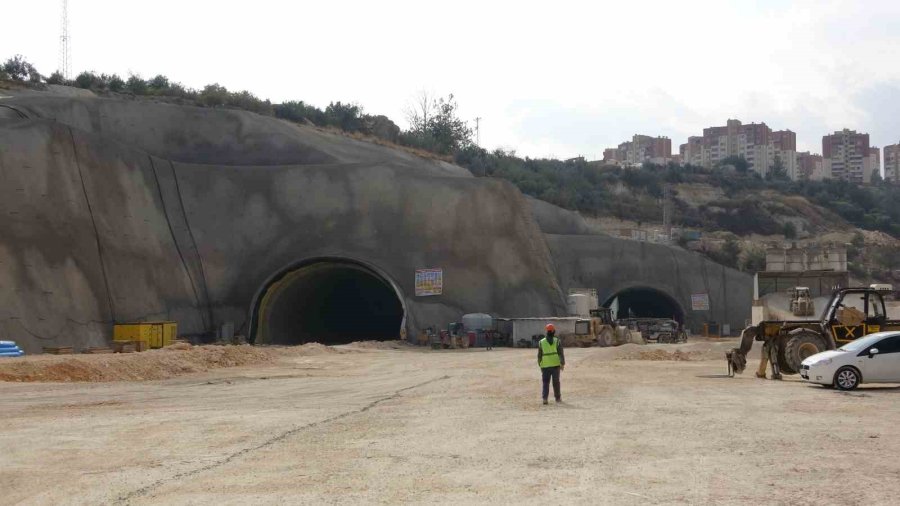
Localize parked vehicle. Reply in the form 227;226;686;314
727;286;900;378
617;318;687;344
790;286;815;317
801;331;900;390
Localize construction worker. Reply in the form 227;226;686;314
537;324;565;404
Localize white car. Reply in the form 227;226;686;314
800;331;900;390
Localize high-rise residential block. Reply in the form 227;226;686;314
796;151;825;181
822;129;874;183
684;119;797;178
885;143;900;183
870;147;881;180
603;135;673;166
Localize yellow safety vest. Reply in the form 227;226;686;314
539;337;561;368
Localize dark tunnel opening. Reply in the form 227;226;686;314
603;287;685;325
254;262;404;346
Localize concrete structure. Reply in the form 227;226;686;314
765;244;848;273
683;119;797;179
886;143;900;183
796;151;825;181
0;92;753;352
494;317;590;347
822;129;875;183
545;234;752;333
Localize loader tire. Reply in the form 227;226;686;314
783;332;827;375
598;328;615;347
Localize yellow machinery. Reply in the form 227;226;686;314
113;322;177;349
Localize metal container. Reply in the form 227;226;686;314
566;294;591;317
113;322;177;349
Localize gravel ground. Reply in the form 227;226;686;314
1;339;898;505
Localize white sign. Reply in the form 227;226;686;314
691;293;710;311
415;269;443;296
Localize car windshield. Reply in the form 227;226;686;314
839;333;895;352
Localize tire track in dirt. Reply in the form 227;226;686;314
116;375;450;504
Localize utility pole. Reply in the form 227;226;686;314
663;183;673;242
474;117;481;146
59;0;71;80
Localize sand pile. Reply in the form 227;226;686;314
292;342;340;355
0;344;280;383
343;340;409;350
580;340;737;364
618;349;704;361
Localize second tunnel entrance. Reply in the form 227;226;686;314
253;260;404;345
603;286;685;325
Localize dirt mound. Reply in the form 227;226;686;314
343;340;410;350
619;349;703;361
0;345;280;383
292;343;340;355
579;340;737;364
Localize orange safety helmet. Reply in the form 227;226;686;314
545;323;555;333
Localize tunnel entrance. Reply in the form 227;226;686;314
603;287;685;325
252;260;405;345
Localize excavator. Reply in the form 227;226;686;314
727;285;900;379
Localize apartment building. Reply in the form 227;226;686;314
684;119;797;178
602;147;625;165
604;135;672;166
822;129;876;183
870;147;881;180
680;136;704;166
771;130;799;180
885;143;900;183
796;151;825;181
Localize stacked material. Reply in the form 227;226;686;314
0;341;24;358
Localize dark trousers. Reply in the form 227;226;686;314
541;366;561;400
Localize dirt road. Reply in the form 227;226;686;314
2;340;899;505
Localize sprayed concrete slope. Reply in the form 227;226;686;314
0;96;565;352
0;93;751;352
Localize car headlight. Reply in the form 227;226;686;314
813;358;832;366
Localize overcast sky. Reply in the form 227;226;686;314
4;0;900;159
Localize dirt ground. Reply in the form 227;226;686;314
1;339;899;505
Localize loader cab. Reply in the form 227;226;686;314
590;308;614;326
824;289;888;345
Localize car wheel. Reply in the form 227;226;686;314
834;366;860;391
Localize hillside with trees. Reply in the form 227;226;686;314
4;54;899;280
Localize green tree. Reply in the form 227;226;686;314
274;100;326;125
770;155;788;180
324;101;363;131
741;246;767;273
148;74;170;91
782;222;797;239
402;93;472;155
75;71;102;89
719;155;749;173
107;74;125;92
199;83;228;107
2;55;40;82
46;71;66;84
126;74;147;95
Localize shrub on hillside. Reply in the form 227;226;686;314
126;74;147;95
